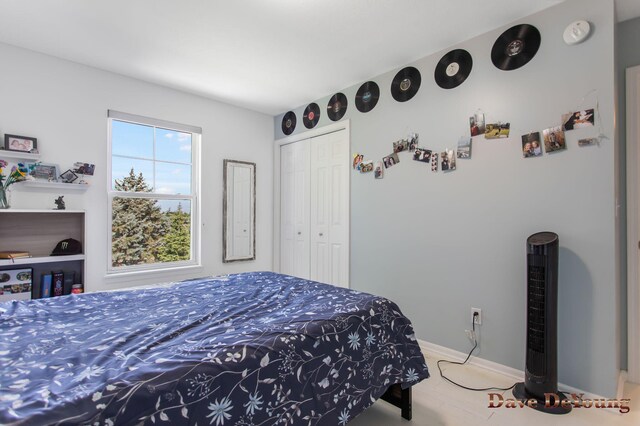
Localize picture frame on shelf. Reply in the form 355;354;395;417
30;163;60;182
4;134;37;153
59;169;78;183
0;267;33;302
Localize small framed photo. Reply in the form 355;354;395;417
59;169;78;183
31;163;60;181
4;134;37;153
72;162;95;176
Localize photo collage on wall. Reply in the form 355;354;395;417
352;103;597;180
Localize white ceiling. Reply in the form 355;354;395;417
0;0;636;115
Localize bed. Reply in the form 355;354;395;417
0;271;429;425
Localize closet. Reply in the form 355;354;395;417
280;129;349;288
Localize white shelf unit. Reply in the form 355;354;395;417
0;210;85;298
0;150;40;161
20;181;89;191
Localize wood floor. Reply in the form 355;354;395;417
351;351;640;425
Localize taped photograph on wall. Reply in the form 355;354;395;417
485;122;510;139
441;150;456;172
470;113;485;136
431;152;438;172
562;109;594;131
543;126;566;153
393;139;409;153
413;148;432;163
383;153;399;169
374;162;383;179
360;161;374;173
408;133;419;151
457;137;472;158
353;153;364;170
521;132;543;158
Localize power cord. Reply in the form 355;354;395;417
437;312;517;392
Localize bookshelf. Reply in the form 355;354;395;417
0;209;85;299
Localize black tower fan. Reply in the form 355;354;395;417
513;232;571;414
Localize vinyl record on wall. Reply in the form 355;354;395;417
391;66;421;102
282;111;296;135
355;81;380;113
303;103;320;129
434;49;473;89
327;92;348;121
491;24;541;71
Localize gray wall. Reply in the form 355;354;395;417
616;15;640;372
275;0;619;396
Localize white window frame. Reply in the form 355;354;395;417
106;110;201;275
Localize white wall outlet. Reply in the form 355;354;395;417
471;307;482;325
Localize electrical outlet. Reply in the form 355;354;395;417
471;307;482;325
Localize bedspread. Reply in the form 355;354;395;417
0;271;428;425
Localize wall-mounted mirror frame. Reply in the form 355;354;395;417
223;159;256;263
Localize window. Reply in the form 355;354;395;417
107;110;200;273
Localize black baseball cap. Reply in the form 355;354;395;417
51;238;82;256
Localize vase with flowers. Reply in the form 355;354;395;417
0;160;32;209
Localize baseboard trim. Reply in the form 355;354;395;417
418;339;626;415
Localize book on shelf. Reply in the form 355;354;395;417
0;251;31;260
51;271;64;297
40;273;52;298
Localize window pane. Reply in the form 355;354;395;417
112;157;155;192
112;197;191;267
156;128;192;164
111;120;154;159
155;162;191;195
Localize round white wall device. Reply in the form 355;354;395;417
563;20;591;45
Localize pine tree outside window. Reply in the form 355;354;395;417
107;110;201;274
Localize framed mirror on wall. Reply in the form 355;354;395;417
223;160;256;263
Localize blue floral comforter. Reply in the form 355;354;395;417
0;271;428;425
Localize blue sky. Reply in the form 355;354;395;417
111;120;192;196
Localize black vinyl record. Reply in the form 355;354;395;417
391;66;421;102
281;111;296;135
303;103;320;129
491;24;541;71
355;81;380;113
327;92;348;121
434;49;473;89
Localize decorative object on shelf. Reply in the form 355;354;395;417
4;134;37;153
54;196;66;210
71;283;84;294
0;160;31;209
50;238;82;256
30;163;59;181
59;169;78;183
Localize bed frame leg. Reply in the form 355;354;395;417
380;384;412;420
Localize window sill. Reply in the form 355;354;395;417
104;263;205;284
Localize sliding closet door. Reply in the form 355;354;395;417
280;141;311;279
310;130;349;288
